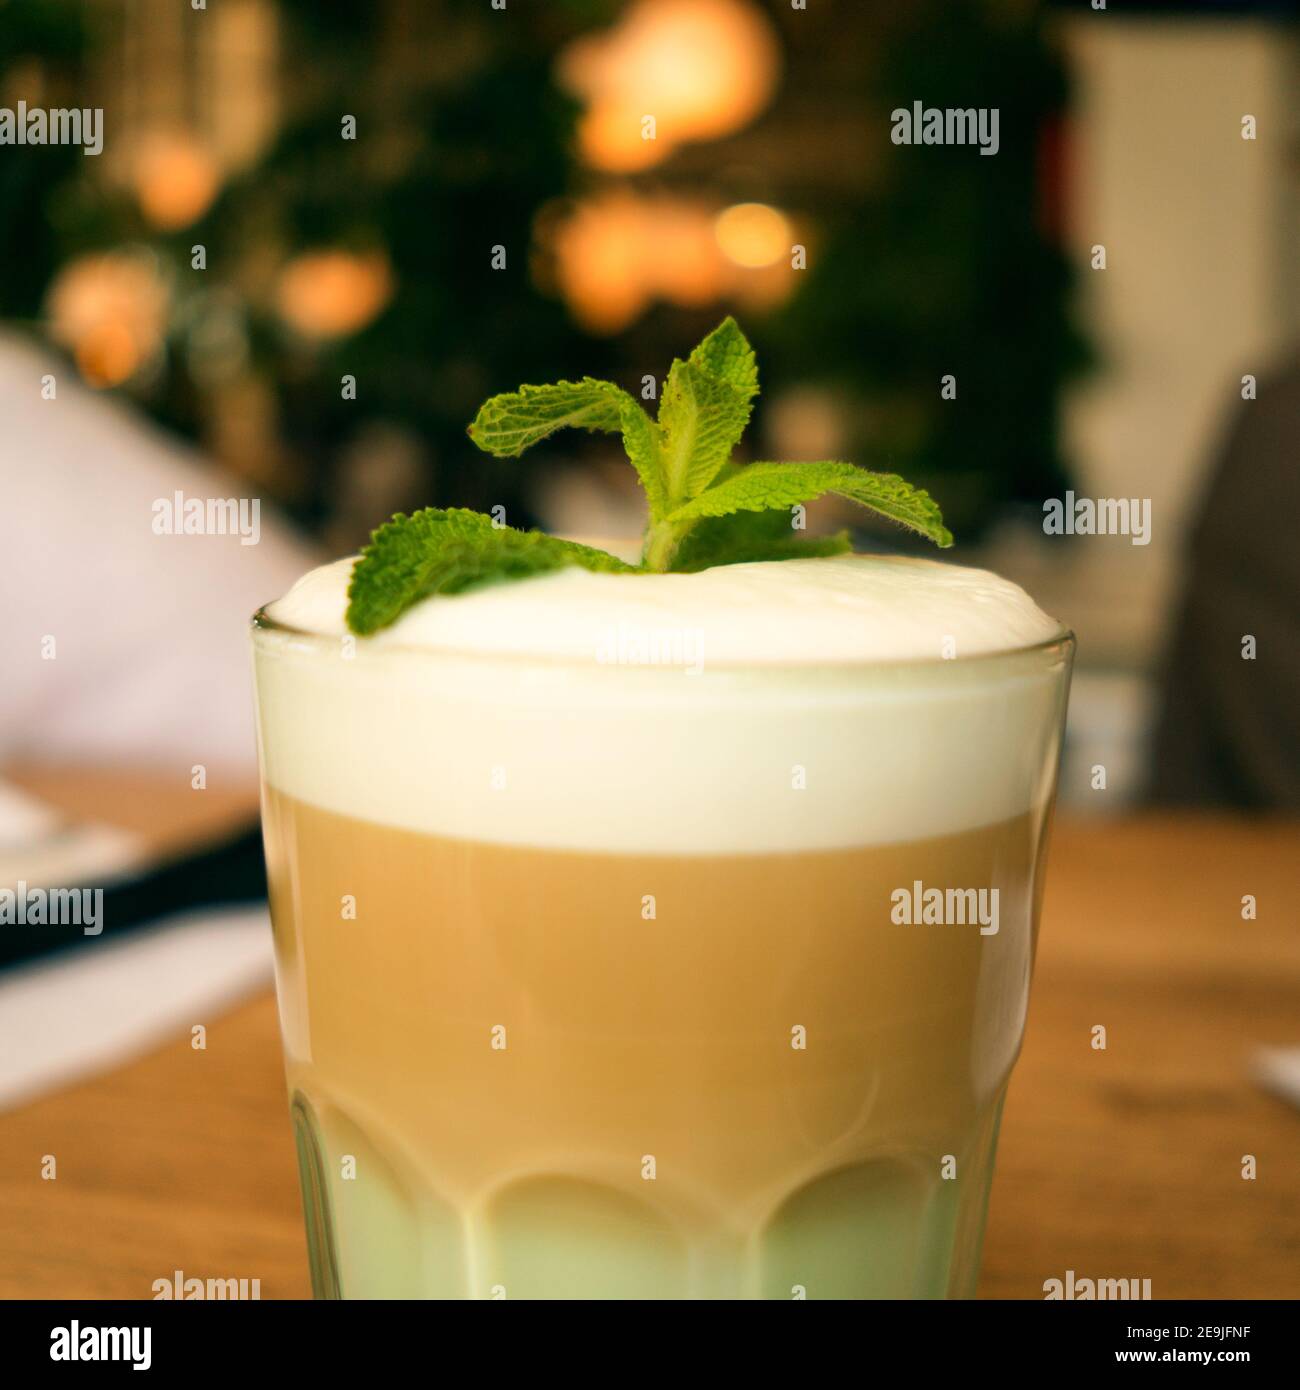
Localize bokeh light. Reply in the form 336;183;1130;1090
274;250;394;340
558;0;780;172
714;202;790;269
132;132;221;231
543;191;798;334
44;250;170;388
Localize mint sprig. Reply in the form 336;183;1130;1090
345;317;951;634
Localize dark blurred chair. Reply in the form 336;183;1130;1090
1149;355;1300;809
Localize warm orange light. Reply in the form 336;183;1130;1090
652;202;727;306
558;0;780;172
541;191;797;334
74;322;139;389
133;132;220;230
715;202;790;269
45;251;169;388
275;251;394;340
548;194;655;333
575;105;665;174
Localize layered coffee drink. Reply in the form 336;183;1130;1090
253;554;1071;1299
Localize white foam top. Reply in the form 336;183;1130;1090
253;553;1070;853
267;553;1062;665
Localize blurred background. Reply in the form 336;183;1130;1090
1;0;1298;809
1;0;1298;1304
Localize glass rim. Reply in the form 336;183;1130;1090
252;605;1075;675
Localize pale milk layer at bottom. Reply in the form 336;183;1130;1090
254;554;1069;854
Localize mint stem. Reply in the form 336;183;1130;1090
643;520;685;573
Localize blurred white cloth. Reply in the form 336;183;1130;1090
0;332;321;773
0;905;274;1112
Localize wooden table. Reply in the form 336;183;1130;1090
1;772;1297;1299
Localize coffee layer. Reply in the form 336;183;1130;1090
265;791;1037;1296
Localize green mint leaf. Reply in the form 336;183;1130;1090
467;379;628;457
658;358;751;502
666;461;954;548
671;510;852;572
346;507;633;635
654;319;758;506
688;315;758;404
614;393;668;519
468;377;668;521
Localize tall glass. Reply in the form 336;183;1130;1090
252;610;1072;1300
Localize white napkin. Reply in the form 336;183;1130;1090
0;906;274;1112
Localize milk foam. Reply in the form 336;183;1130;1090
253;554;1070;852
268;553;1061;664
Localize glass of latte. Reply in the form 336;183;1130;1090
252;552;1072;1299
